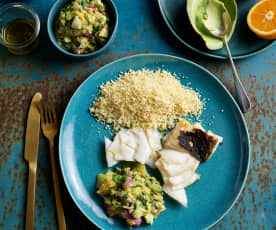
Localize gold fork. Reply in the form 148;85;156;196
41;103;66;230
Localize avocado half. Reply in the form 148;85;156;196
187;0;237;50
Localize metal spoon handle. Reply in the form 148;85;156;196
223;36;251;113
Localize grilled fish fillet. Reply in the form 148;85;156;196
164;119;223;162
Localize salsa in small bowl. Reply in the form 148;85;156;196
47;0;118;58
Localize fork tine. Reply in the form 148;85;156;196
51;103;57;124
47;104;53;123
43;103;48;123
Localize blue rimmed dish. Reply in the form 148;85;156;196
158;0;275;59
59;54;251;229
47;0;118;58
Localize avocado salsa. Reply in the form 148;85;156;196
96;163;165;227
55;0;110;54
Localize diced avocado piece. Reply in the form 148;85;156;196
133;163;146;173
145;214;154;225
64;37;71;43
132;205;144;218
96;174;106;188
99;25;109;38
132;187;142;197
71;16;82;29
151;183;163;193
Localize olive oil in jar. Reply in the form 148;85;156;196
1;18;39;54
3;18;34;43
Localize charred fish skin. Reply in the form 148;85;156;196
164;119;223;163
178;129;218;162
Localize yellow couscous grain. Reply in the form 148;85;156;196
90;69;203;130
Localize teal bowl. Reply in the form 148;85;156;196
47;0;118;58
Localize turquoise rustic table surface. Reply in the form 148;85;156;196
0;0;275;229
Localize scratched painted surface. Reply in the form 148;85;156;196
0;0;275;229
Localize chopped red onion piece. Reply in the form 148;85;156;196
86;6;104;14
122;212;134;219
123;173;133;189
72;47;81;54
130;217;143;227
126;199;133;204
84;34;93;38
64;44;70;49
134;218;143;226
86;5;97;9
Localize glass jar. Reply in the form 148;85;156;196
0;2;40;55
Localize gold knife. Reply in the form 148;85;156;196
24;92;42;230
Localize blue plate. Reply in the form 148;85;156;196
158;0;275;59
59;54;251;230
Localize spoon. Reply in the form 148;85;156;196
206;11;251;113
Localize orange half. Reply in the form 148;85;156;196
247;0;276;39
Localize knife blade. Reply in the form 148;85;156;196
24;92;42;162
24;92;42;230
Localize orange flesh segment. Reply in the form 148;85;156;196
250;0;276;32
